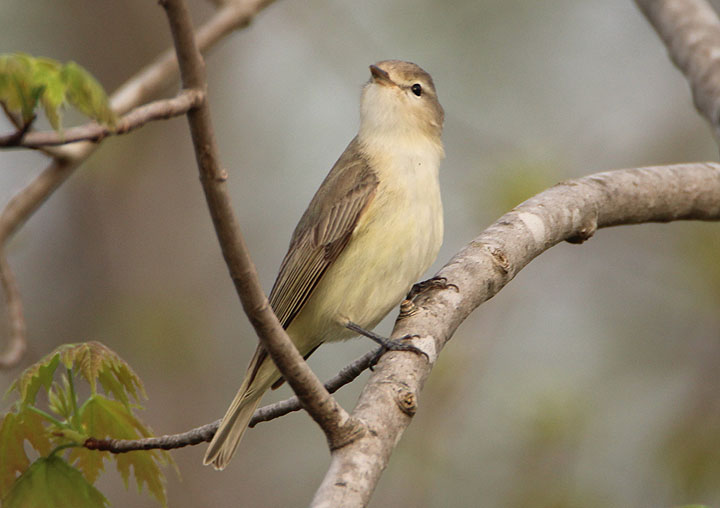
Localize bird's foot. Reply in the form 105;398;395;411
346;321;428;369
405;276;457;301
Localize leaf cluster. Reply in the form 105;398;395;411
0;342;171;507
0;53;116;131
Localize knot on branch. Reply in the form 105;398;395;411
394;385;418;416
328;417;367;451
398;299;418;319
566;210;598;244
487;245;510;274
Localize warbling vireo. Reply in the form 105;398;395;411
204;60;445;469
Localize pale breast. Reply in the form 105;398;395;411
289;145;443;346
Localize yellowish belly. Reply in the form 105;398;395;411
287;170;443;349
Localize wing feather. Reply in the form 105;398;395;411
247;138;378;388
268;137;378;328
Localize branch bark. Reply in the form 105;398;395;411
311;162;720;507
635;0;720;141
0;0;279;368
81;348;378;453
0;90;204;148
0;0;278;245
160;0;362;449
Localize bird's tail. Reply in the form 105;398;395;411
203;347;277;470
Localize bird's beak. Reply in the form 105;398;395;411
369;65;394;87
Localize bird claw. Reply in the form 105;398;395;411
405;276;457;301
346;322;428;369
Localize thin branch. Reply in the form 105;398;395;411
635;0;720;141
249;348;378;427
160;0;362;448
82;348;379;453
1;0;278;246
311;162;720;507
0;90;204;148
0;251;26;368
0;0;279;369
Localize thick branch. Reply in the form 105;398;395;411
0;90;204;148
635;0;720;139
82;349;378;453
160;0;361;448
311;162;720;507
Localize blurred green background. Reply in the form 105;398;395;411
2;0;720;506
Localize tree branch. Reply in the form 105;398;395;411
0;90;204;148
0;0;278;245
635;0;720;140
160;0;362;449
81;348;379;453
311;162;720;507
0;0;279;369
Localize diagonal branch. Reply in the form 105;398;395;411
0;0;279;246
159;0;363;449
635;0;720;141
0;0;280;369
0;90;204;148
311;162;720;507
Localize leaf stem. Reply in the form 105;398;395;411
48;442;81;458
25;405;68;429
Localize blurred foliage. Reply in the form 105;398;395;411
659;357;720;505
0;342;171;507
678;223;720;305
0;52;116;131
504;392;603;508
485;157;564;217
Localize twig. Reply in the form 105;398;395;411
311;162;720;507
0;0;279;368
159;0;362;448
635;0;720;141
1;0;278;245
85;421;217;453
249;348;378;427
0;90;204;148
82;348;379;453
0;251;26;368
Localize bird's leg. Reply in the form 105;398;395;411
345;321;429;368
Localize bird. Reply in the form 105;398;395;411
204;60;445;470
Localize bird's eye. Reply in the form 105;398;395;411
411;83;422;96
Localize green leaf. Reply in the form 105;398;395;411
57;341;145;404
78;395;169;507
8;352;60;405
116;451;168;508
0;54;39;123
0;53;116;131
47;376;74;421
60;61;116;127
32;57;66;130
0;408;52;498
2;455;109;508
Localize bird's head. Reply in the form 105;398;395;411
359;60;444;152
